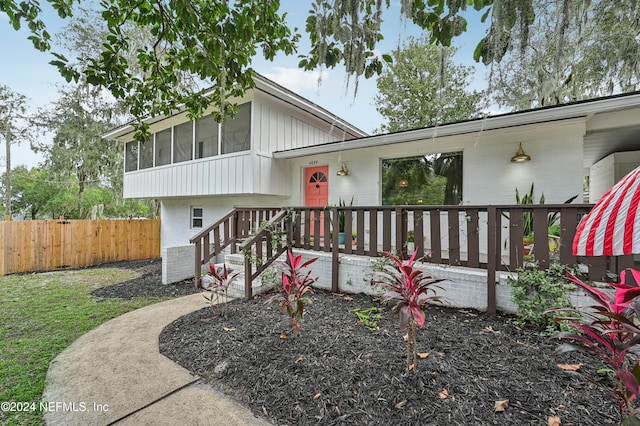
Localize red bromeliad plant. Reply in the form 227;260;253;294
547;268;640;424
267;249;318;337
371;251;445;371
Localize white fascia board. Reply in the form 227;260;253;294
272;92;640;159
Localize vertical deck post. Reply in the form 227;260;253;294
244;248;253;299
395;207;405;257
331;207;339;292
194;240;202;288
486;206;497;315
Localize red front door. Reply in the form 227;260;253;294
305;166;329;237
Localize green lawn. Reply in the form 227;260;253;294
0;268;171;426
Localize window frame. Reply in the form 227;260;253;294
191;207;203;228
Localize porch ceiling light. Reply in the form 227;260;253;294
511;143;531;163
399;179;409;188
337;163;349;176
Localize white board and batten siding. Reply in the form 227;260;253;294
248;94;351;197
123;153;253;198
253;91;353;153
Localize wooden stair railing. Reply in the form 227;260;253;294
190;207;280;287
239;209;292;299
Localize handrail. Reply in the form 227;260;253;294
190;207;280;288
189;209;236;244
239;209;290;299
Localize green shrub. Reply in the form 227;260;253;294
508;262;578;334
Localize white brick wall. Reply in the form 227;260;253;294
162;245;196;284
162;244;229;284
163;246;601;315
288;250;598;314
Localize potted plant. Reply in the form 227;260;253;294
547;225;560;253
337;197;353;244
510;183;577;256
406;230;415;253
523;234;534;256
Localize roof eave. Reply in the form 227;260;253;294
272;92;640;159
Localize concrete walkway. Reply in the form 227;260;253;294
42;294;272;426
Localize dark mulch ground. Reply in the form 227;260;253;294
97;259;620;425
90;258;200;300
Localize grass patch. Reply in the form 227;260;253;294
0;268;171;426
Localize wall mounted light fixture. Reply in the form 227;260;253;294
336;163;349;176
511;143;531;163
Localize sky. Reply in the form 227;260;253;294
0;2;491;172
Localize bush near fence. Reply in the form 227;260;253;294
0;218;160;275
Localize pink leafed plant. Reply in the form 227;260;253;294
547;268;640;424
371;251;445;371
203;263;239;317
267;249;318;337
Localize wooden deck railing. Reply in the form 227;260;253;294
193;204;635;313
287;205;633;275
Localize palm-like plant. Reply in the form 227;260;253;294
203;263;239;316
547;269;640;423
372;251;445;371
267;249;318;336
337;196;353;232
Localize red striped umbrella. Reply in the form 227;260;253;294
573;165;640;256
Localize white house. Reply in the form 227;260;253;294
105;75;640;285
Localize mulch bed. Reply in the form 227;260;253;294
93;259;620;425
90;258;200;300
159;290;619;425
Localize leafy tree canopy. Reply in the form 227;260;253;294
489;0;640;110
3;0;636;138
6;166;57;219
0;85;33;147
0;0;535;139
374;37;484;133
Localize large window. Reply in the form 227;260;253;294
222;102;251;154
381;152;463;205
155;129;172;166
195;115;219;159
125;141;138;171
173;122;193;163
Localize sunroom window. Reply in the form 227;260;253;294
125;141;138;172
195;115;219;159
139;140;153;169
124;101;251;172
155;128;171;166
222;102;251;154
173;121;193;163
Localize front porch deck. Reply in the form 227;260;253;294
190;205;635;314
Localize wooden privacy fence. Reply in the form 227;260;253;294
0;218;160;275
